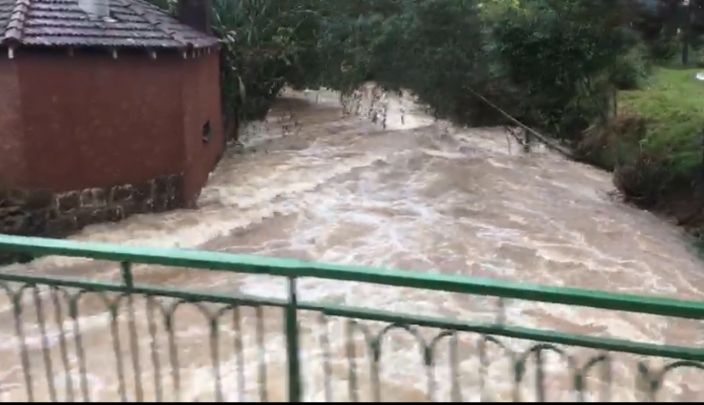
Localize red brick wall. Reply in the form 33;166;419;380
8;50;224;205
0;59;26;187
181;52;224;205
17;52;186;192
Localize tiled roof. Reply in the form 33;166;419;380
0;0;218;50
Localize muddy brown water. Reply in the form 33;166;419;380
0;87;702;402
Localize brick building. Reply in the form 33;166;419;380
0;0;224;236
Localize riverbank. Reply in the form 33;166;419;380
576;67;704;245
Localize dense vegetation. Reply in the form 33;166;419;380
155;0;704;237
199;0;702;134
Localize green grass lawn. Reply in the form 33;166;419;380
618;67;704;178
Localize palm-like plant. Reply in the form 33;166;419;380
213;0;321;128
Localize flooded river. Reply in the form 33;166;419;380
0;86;702;402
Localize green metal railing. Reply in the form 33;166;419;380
0;234;702;402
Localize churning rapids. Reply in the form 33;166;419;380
0;86;703;402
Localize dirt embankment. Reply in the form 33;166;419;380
577;114;704;243
652;187;704;239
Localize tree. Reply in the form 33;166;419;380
631;0;704;64
313;0;491;124
680;0;704;65
149;0;647;142
491;0;641;138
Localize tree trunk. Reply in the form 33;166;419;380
683;37;690;65
701;131;704;181
223;111;240;144
683;0;694;66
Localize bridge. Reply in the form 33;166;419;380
0;234;702;401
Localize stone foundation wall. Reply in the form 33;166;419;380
0;174;184;239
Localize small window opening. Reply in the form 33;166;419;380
202;121;212;144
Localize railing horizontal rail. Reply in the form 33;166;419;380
0;270;701;363
1;234;703;320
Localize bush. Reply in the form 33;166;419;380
613;154;675;206
213;0;323;123
611;44;652;90
650;35;681;62
576;115;647;170
608;68;704;205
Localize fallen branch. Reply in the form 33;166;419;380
466;87;574;158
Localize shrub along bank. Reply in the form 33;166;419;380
578;67;704;238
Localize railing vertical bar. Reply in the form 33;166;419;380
146;298;162;402
370;343;381;402
513;359;522;402
210;317;224;402
575;372;585;402
479;337;488;402
646;365;659;403
52;287;74;402
346;321;358;402
33;286;58;402
450;334;461;402
425;346;435;402
285;276;301;402
602;356;612;403
256;305;268;402
13;290;34;402
110;302;128;402
637;362;650;402
165;313;181;402
233;307;245;402
121;262;144;402
69;297;90;402
318;314;332;402
535;350;546;402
